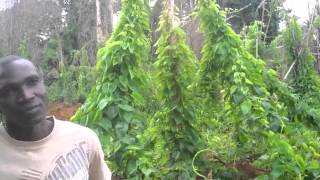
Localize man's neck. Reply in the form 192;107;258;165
5;118;54;141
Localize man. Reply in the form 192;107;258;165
0;55;112;180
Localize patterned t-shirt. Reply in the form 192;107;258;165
0;117;112;180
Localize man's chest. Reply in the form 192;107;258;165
0;140;91;180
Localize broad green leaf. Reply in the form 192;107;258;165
119;104;135;112
98;98;110;110
240;99;252;114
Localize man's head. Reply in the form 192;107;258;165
0;55;48;128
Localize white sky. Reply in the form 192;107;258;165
284;0;317;23
0;0;317;23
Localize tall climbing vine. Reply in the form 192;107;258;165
70;0;320;179
283;18;320;129
196;0;320;178
149;0;202;178
72;0;150;177
197;0;285;154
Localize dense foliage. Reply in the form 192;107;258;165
71;0;320;179
196;0;320;178
73;0;150;177
283;18;320;129
142;0;202;178
42;32;95;103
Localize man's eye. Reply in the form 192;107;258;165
26;78;39;86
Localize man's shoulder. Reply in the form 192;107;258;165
54;118;98;138
55;118;86;129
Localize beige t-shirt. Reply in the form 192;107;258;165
0;117;112;180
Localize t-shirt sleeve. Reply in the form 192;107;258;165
88;131;112;180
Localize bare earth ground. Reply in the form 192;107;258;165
48;103;81;120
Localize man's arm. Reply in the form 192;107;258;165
89;132;112;180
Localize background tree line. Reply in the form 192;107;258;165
0;0;285;66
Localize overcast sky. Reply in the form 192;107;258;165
284;0;317;23
0;0;14;11
0;0;317;23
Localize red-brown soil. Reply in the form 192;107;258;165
48;102;81;120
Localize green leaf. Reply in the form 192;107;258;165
131;91;145;105
141;168;156;177
98;118;112;131
123;112;133;122
230;85;237;95
295;155;305;169
98;98;110;110
127;159;137;175
119;104;135;112
240;99;252;114
119;75;129;88
239;132;248;143
270;169;282;178
115;123;129;137
105;105;119;120
309;160;320;169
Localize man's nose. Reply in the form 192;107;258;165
16;86;35;103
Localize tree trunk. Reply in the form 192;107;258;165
96;0;103;43
96;0;113;44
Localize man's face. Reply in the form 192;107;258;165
0;59;48;127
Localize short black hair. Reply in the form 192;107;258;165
0;55;23;66
0;55;43;78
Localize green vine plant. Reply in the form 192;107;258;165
72;0;151;177
71;48;96;103
241;21;266;59
244;17;320;179
241;21;298;122
282;18;320;129
143;0;203;178
196;0;320;178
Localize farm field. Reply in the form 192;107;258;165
1;0;320;179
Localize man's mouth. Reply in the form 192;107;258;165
23;105;40;113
